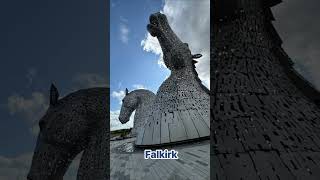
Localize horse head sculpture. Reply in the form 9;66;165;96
147;12;202;71
118;88;137;124
119;88;155;136
28;84;109;180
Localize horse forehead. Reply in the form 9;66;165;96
124;93;136;101
43;106;71;119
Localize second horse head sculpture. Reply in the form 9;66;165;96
118;88;155;137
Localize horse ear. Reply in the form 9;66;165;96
50;83;59;106
125;88;129;95
192;54;202;59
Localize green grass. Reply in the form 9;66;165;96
111;128;132;138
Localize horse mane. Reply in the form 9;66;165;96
129;89;156;96
191;59;210;94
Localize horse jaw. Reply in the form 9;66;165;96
77;120;109;180
27;138;76;180
119;106;135;124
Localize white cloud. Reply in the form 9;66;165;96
272;1;320;90
7;73;107;136
26;68;37;87
7;92;48;135
111;1;116;8
132;84;146;89
0;153;32;180
120;23;129;44
7;92;47;121
110;110;134;131
111;90;125;104
0;153;79;180
117;81;123;89
141;33;166;68
141;0;210;88
72;73;108;89
120;16;128;23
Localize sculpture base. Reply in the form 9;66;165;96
134;136;209;148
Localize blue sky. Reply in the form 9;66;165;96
110;0;170;130
110;0;169;103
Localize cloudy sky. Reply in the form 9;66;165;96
0;0;107;179
110;0;210;131
0;0;320;179
272;0;320;90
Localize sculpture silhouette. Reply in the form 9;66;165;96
135;12;210;146
28;84;109;180
212;0;320;179
119;88;156;137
